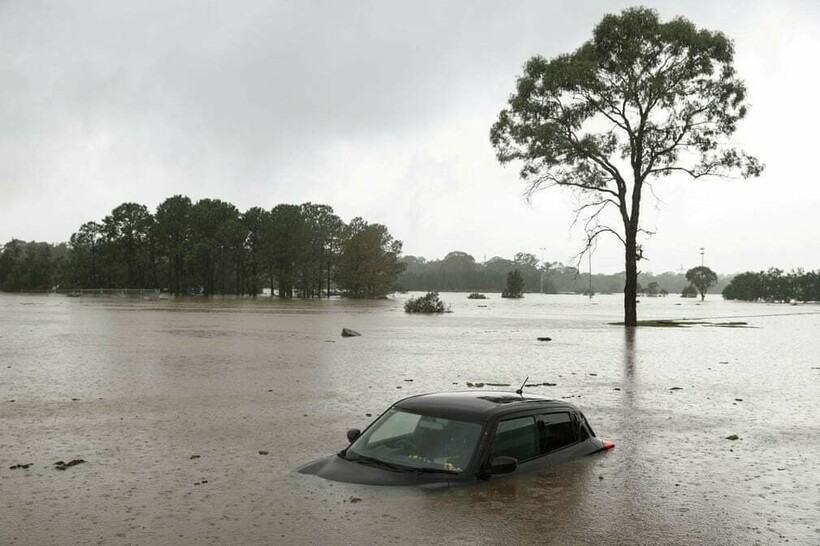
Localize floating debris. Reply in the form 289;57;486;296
536;337;552;342
725;434;740;441
55;459;86;470
189;454;200;460
258;450;269;455
341;328;361;337
9;463;32;470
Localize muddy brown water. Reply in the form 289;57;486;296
1;293;819;545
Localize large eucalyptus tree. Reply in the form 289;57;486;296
491;7;762;325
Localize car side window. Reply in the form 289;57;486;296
578;411;595;438
491;416;538;462
539;412;575;453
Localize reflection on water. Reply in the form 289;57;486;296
1;292;819;545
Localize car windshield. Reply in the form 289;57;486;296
346;409;482;473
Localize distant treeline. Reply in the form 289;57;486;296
0;196;405;298
0;240;67;292
722;268;820;302
399;251;733;295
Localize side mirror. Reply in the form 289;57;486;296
346;428;361;443
489;456;517;475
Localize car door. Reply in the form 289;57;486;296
534;410;585;467
484;412;544;476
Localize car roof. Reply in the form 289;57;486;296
393;391;576;421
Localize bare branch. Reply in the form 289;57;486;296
570;198;618;232
525;172;621;200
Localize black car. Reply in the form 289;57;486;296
297;391;614;486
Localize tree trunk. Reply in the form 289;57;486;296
624;234;638;327
326;260;331;298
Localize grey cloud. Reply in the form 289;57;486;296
1;0;818;272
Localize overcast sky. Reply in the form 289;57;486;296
2;0;818;274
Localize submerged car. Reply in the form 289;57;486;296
297;391;614;486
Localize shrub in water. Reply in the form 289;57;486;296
405;292;447;313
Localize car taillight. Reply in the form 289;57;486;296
602;440;615;450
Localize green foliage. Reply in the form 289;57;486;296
681;284;699;298
513;252;539;269
189;199;242;296
399;251;731;295
102;203;155;289
0;239;66;292
490;7;761;325
501;269;525;298
154;195;193;296
404;292;447;313
467;292;487;299
723;269;819;303
685;266;718;300
54;196;398;299
335;218;406;298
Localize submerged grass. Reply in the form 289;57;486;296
608;319;753;328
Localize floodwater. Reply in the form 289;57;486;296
1;292;819;545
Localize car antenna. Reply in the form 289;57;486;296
515;376;529;396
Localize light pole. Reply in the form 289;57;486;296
539;247;547;294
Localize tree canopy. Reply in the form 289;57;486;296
501;269;525;298
0;240;66;292
334;218;405;298
723;269;819;303
491;7;761;325
685;265;718;300
45;196;405;298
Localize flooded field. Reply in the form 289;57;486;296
1;292;819;545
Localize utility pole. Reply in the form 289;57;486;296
700;247;705;267
588;249;593;298
539;247;546;294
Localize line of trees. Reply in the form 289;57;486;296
1;196;406;298
398;251;731;295
722;269;820;303
0;240;67;292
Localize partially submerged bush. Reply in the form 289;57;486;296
681;284;699;298
467;292;487;299
405;292;447;313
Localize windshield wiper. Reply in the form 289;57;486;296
345;453;403;472
411;467;458;475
